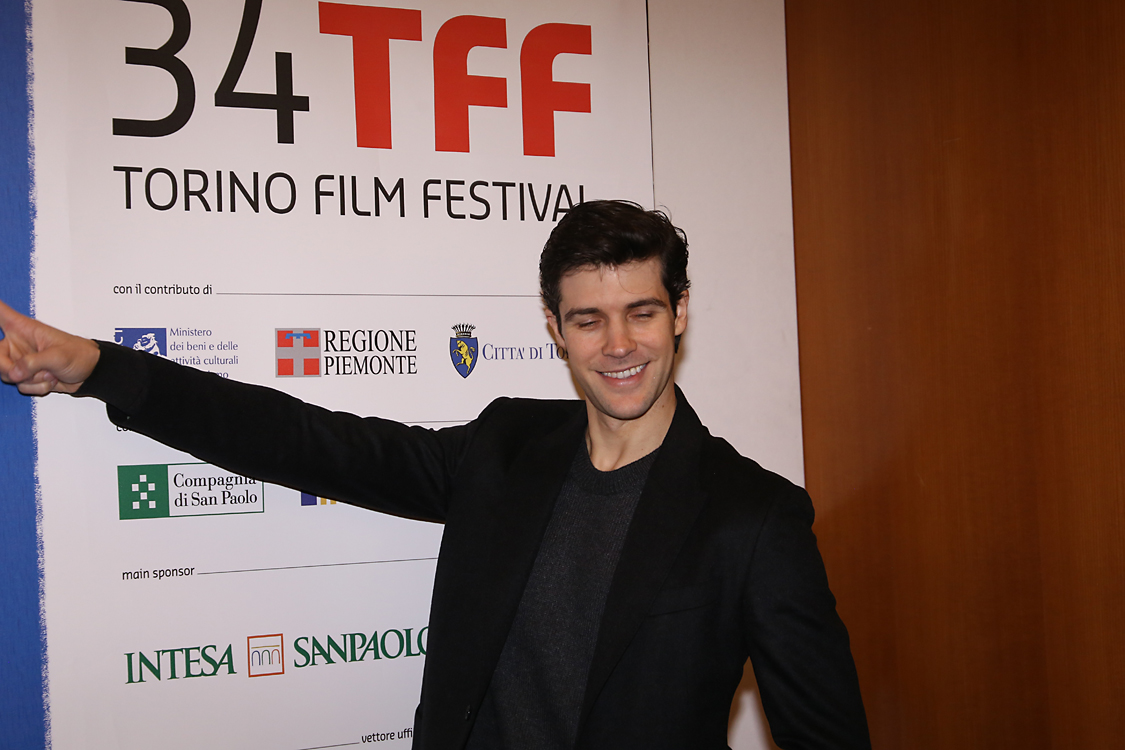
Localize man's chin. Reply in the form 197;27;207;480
585;393;653;423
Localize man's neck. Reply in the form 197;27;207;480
585;385;677;471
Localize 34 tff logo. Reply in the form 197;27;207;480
113;0;592;156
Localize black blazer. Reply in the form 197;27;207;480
84;342;870;750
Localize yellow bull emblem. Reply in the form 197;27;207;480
454;339;475;370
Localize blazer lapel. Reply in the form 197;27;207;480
436;404;588;700
480;409;588;617
576;389;709;732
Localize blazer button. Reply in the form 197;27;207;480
464;706;472;721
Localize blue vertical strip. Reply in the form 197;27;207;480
0;0;45;748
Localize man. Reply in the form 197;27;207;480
0;201;869;749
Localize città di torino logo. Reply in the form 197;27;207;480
445;322;565;378
275;326;418;377
449;324;478;378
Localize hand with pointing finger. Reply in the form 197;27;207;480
0;299;101;396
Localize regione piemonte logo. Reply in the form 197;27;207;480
276;329;321;377
247;634;285;677
114;327;167;357
450;324;478;378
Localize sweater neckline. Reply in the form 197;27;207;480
570;445;660;496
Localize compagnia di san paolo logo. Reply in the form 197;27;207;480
126;628;428;684
117;463;264;520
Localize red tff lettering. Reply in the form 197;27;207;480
433;16;507;153
319;2;422;149
520;23;592;157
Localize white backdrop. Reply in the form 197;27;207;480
31;1;798;748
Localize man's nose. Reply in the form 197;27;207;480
603;319;636;357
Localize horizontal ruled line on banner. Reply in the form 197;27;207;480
198;557;438;576
216;292;539;298
295;743;361;750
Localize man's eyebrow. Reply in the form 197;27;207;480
562;298;668;322
626;297;669;310
563;307;601;322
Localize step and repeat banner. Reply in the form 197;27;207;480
30;0;651;747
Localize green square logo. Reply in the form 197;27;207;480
118;464;170;519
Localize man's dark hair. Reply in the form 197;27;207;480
539;200;690;323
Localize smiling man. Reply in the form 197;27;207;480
547;254;686;469
0;200;869;749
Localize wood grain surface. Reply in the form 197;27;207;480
786;2;1125;748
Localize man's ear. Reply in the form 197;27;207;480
546;311;563;346
546;311;568;359
673;290;689;337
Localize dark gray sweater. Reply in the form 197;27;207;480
465;446;658;750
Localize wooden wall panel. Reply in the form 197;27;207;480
786;2;1125;748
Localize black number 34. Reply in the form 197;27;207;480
112;0;310;143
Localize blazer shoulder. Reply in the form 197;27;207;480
698;432;815;523
476;395;583;426
466;395;584;451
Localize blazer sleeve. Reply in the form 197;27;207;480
742;485;872;750
76;340;479;523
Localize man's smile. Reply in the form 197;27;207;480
599;363;647;380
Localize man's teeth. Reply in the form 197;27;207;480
601;364;645;379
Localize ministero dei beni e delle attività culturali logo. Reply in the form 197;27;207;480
114;327;167;356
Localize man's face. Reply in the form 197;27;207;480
547;257;688;428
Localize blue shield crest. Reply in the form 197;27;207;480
449;325;478;378
450;336;478;378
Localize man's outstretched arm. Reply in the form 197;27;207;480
0;297;482;523
0;299;100;395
